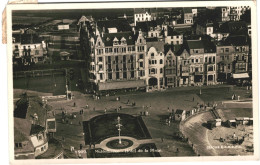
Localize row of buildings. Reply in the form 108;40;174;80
78;7;251;92
12;7;251;92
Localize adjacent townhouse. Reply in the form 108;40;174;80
178;39;217;86
145;40;165;91
165;26;183;45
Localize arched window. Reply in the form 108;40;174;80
160;59;163;64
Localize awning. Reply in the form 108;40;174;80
232;73;249;79
98;79;146;91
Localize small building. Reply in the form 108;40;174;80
227;119;237;127
235;117;244;125
175;109;186;121
215;118;222;127
183;8;193;24
134;8;152;26
58;23;70;30
249;118;253;125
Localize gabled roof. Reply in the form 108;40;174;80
102;32;135;46
224;35;249;46
14;118;32;142
14;95;47;127
167;26;181;36
135;21;158;33
30;124;45;135
147;40;164;53
164;44;182;55
186;40;204;49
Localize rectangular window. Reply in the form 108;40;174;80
139;54;143;59
99;64;103;70
123;72;127;79
38;135;42;140
225;48;229;52
108;73;112;79
131;71;134;78
140;62;143;67
99;57;102;62
114;48;118;53
116;72;120;79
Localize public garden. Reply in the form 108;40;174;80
13;82;253;158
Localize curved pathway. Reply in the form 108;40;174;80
95;136;154;152
180;111;218;156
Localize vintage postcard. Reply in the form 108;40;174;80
5;0;258;164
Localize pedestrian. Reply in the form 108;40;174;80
127;100;130;105
192;96;194;102
161;137;164;142
86;104;89;109
93;107;95;111
80;144;83;150
62;136;65;142
74;102;76;107
70;146;74;152
176;148;179;152
168;107;170;112
104;108;107;114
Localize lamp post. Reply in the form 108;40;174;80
116;116;123;144
200;78;202;95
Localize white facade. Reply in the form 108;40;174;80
31;132;48;157
145;47;165;91
134;12;152;26
12;42;46;63
165;34;183;45
221;6;250;22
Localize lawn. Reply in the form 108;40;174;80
221;108;253;120
83;113;151;145
13;68;86;95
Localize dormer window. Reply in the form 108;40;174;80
106;37;110;41
121;37;126;45
113;37;119;45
